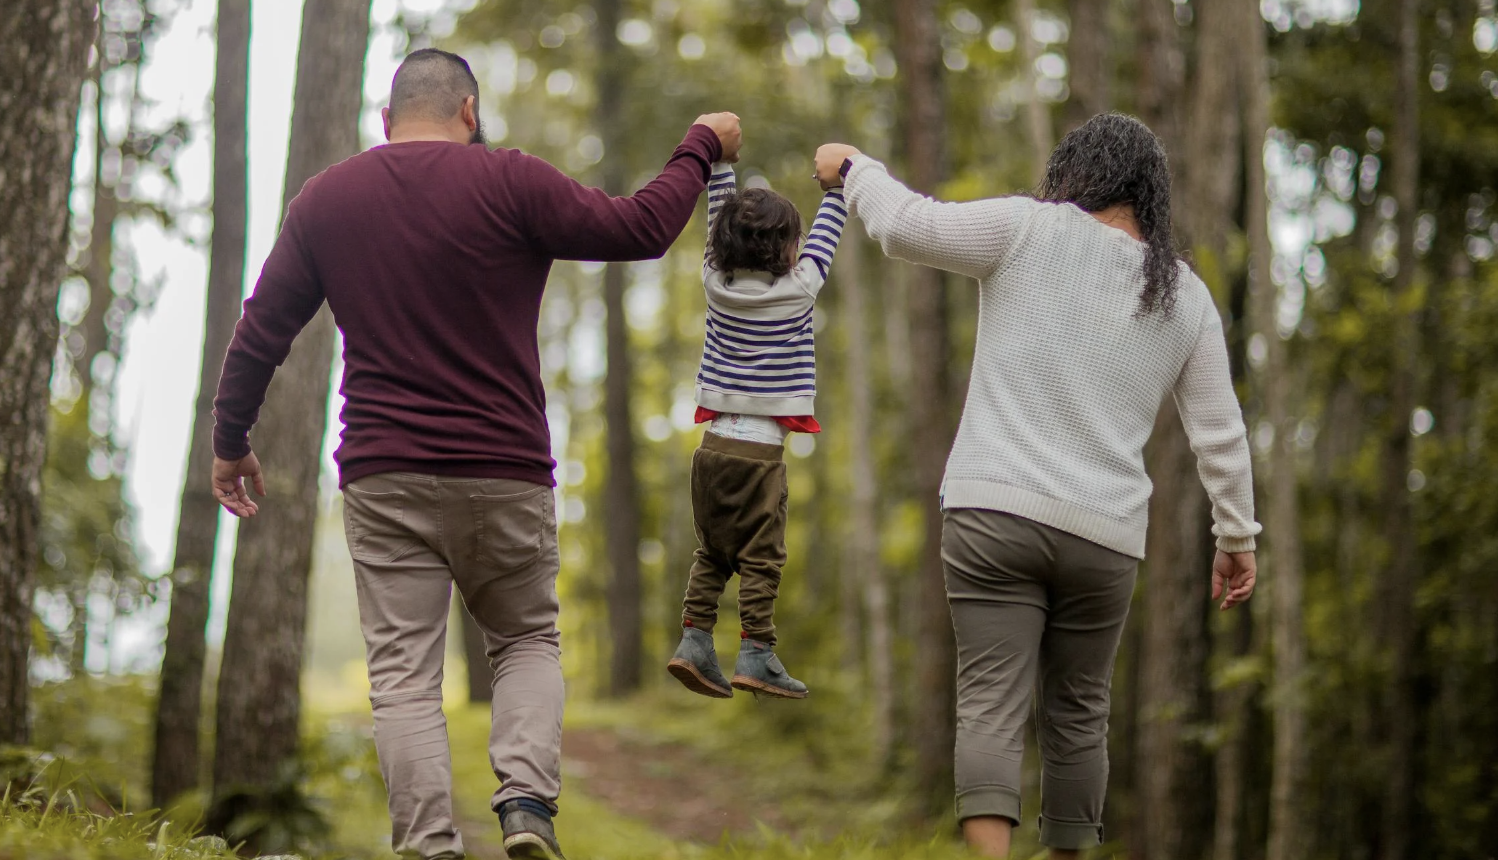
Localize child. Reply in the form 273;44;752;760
666;161;846;699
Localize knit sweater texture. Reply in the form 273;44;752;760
844;155;1260;559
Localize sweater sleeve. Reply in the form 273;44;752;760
212;197;326;460
794;188;847;287
843;155;1035;282
703;162;736;264
1172;300;1262;553
521;124;721;262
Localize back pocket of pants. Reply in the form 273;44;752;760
471;487;549;569
343;485;416;564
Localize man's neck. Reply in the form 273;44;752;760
387;121;466;145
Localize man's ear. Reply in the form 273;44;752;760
461;95;477;131
381;107;392;141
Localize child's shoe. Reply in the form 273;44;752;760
667;626;734;698
730;638;808;699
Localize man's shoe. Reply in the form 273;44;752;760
499;799;566;860
730;638;808;699
667;626;734;698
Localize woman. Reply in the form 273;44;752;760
813;113;1260;858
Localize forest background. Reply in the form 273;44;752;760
1;0;1497;857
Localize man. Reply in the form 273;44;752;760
210;48;741;860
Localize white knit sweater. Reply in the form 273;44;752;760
844;155;1260;559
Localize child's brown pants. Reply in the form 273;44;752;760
680;431;789;645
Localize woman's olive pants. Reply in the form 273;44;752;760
944;507;1138;851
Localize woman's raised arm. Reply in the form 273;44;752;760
814;144;1037;282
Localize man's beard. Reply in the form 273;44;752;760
470;120;487;147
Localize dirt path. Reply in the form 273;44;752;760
559;725;789;844
454;723;789;858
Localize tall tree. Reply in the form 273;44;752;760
1132;0;1217;856
1379;0;1421;852
152;0;251;809
595;0;644;696
893;0;956;814
1239;2;1310;856
840;230;895;767
1016;0;1053;181
212;0;371;797
0;0;95;747
1063;0;1112;132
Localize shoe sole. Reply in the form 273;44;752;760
667;659;734;698
504;832;565;860
730;674;809;699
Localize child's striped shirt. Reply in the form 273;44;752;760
694;164;846;419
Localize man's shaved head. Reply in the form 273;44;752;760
388;48;479;125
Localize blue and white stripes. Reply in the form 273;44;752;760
695;163;845;416
799;191;846;280
699;306;818;398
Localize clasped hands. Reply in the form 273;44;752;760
694;113;861;193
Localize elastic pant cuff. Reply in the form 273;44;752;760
1039;816;1103;850
956;786;1021;824
683;613;716;633
740;626;776;647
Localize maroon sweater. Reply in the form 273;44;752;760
213;125;722;486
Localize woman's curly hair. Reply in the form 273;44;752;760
707;188;803;277
1037;112;1182;317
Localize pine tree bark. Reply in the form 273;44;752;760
152;0;251;808
1238;3;1310;856
212;0;370;796
894;0;956;815
1063;0;1112;133
0;0;95;747
841;230;895;767
460;601;491;703
1133;1;1216;856
594;0;644;697
1380;0;1420;853
1016;0;1053;182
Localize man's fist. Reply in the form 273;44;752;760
694;112;742;163
814;143;861;190
213;452;266;518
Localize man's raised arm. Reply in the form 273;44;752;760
522;113;741;262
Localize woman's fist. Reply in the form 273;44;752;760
814;143;861;190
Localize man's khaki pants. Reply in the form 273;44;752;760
343;473;563;860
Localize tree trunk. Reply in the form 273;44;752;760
1063;0;1112;133
460;600;491;703
212;0;370;797
151;0;251;809
0;0;95;747
1133;2;1216;856
894;0;956;815
1380;0;1421;852
1016;0;1054;182
841;229;895;767
1239;2;1311;857
1136;407;1215;860
593;0;643;697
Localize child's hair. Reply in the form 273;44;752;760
707;188;803;277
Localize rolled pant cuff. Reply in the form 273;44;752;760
740;625;776;646
1039;816;1103;850
956;786;1021;824
683;613;716;633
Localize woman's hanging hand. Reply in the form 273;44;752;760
1212;549;1257;610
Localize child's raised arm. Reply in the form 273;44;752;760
797;187;847;285
704;162;737;263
